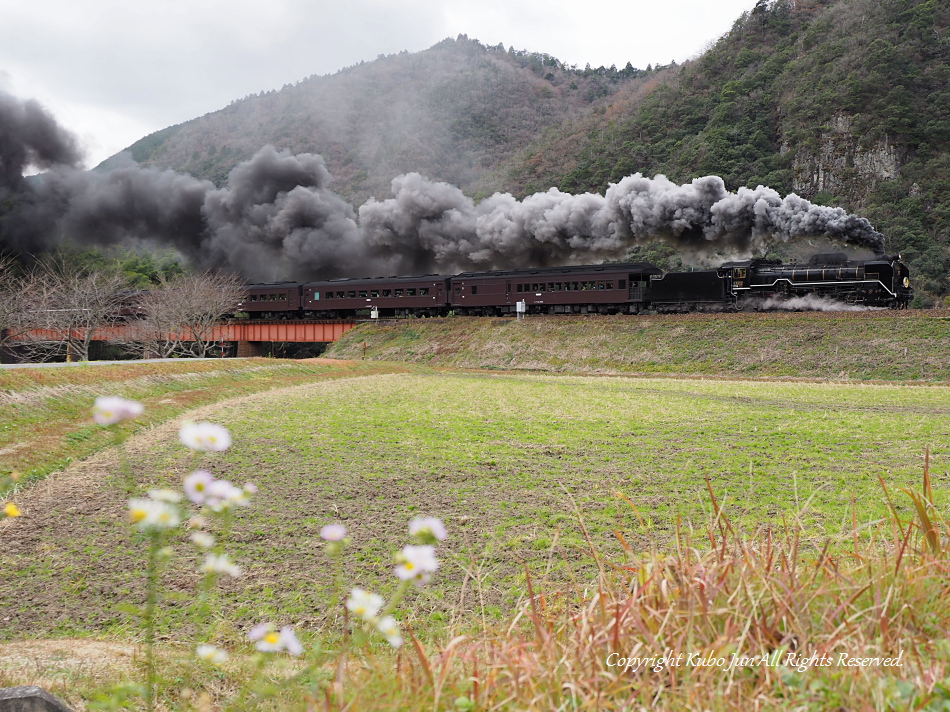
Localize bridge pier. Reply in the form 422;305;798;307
236;340;265;357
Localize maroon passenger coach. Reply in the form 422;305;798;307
451;262;663;315
301;275;452;318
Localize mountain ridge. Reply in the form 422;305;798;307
102;0;950;303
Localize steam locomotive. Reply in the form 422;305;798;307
237;253;913;319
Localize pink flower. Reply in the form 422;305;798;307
409;516;447;543
320;524;346;541
92;397;143;425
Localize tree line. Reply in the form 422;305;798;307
0;254;244;363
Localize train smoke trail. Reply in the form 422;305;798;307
0;92;885;280
360;173;885;274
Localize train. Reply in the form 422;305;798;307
237;253;913;319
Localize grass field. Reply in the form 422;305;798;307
0;357;409;483
3;359;950;709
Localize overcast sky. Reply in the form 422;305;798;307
1;0;757;169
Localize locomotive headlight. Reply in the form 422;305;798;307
903;277;910;288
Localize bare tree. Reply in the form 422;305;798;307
175;271;245;358
0;256;37;361
113;271;244;359
24;256;132;362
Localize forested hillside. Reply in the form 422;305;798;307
502;0;950;302
105;0;949;303
106;37;654;205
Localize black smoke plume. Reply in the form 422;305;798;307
0;91;885;281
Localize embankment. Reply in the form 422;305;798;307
325;310;950;381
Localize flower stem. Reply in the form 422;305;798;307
144;532;162;712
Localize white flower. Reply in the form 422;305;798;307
183;470;215;504
128;498;181;531
345;588;384;621
395;545;438;585
320;524;346;542
248;624;303;655
179;421;231;452
409;516;447;543
148;488;182;503
201;553;241;577
205;479;249;511
92;396;143;426
189;531;215;549
196;644;228;664
376;615;403;648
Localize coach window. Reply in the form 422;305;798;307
382;289;390;297
619;279;626;290
547;282;554;290
395;289;404;297
454;287;461;295
358;290;367;298
420;287;429;295
471;286;478;295
279;294;287;300
407;288;416;296
347;291;356;298
606;281;614;289
597;281;605;290
371;290;379;297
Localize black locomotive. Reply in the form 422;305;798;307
237;253;912;319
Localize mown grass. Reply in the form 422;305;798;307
326;312;950;381
0;358;409;483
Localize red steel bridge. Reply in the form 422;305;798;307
9;320;358;358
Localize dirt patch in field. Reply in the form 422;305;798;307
0;638;136;710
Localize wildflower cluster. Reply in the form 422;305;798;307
98;397;304;675
334;515;448;649
128;490;183;531
183;470;254;511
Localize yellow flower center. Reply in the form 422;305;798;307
404;562;415;571
130;508;147;523
3;503;21;517
264;632;280;645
